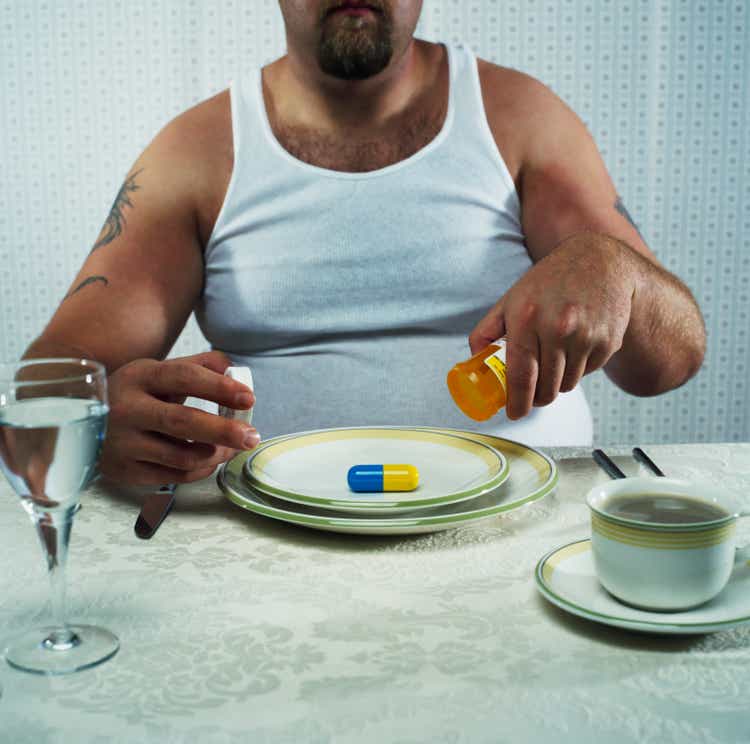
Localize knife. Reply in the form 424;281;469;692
134;483;177;539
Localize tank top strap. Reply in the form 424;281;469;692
445;43;520;198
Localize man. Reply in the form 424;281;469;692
25;0;705;485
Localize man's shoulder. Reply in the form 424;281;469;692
475;58;570;134
154;90;233;243
474;58;583;182
165;89;233;165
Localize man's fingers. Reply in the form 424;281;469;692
534;346;565;406
132;434;239;473
584;341;616;376
468;305;506;356
184;350;233;375
127;461;220;486
133;397;260;450
101;434;241;485
505;333;539;420
144;360;254;409
559;332;616;393
560;349;589;393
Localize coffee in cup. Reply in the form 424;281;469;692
586;477;749;611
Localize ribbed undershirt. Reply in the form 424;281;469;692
195;43;593;446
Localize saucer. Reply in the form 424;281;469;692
535;539;750;634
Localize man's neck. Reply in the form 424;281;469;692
264;39;430;135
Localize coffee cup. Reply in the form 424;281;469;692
586;477;750;611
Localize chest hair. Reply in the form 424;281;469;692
270;104;447;173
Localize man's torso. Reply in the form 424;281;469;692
191;40;530;249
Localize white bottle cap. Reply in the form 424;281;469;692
219;366;254;425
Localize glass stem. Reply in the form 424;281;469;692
34;503;79;650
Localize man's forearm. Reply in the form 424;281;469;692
23;336;100;366
604;243;706;396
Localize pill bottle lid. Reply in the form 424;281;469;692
220;366;254;424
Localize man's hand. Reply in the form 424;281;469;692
468;234;638;420
476;67;704;406
100;351;259;485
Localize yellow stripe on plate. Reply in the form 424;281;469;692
251;427;501;470
541;540;591;584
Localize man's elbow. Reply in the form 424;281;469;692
604;329;707;397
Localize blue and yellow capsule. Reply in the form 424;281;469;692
347;464;419;493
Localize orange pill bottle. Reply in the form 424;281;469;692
446;339;508;421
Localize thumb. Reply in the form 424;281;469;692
468;302;506;356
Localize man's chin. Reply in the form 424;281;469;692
318;41;392;80
318;13;393;80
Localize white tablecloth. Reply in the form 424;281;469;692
1;442;749;743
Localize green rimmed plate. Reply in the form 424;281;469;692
242;427;509;515
535;539;750;634
218;428;557;535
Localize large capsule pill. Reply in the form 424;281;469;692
347;464;419;492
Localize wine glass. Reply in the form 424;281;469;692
0;358;119;674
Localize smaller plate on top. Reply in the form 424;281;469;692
242;427;509;514
535;539;750;635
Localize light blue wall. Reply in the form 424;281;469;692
1;1;747;443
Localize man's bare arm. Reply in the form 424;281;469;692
472;68;705;417
516;84;705;396
90;169;143;254
23;95;260;485
25;129;204;372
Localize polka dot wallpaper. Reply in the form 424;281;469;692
1;1;747;444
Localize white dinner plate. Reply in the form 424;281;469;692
242;427;509;514
219;428;557;535
535;539;750;634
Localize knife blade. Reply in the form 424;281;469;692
134;484;177;539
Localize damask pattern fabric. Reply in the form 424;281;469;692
0;1;747;444
2;442;749;741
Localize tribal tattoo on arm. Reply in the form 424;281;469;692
64;275;108;300
62;169;143;300
90;168;143;252
614;195;643;238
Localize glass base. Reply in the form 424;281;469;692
4;625;119;675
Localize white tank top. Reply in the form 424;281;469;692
196;43;593;446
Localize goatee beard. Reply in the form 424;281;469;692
317;4;393;80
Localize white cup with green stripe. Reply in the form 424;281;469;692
586;477;750;611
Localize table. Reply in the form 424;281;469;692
1;442;749;743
